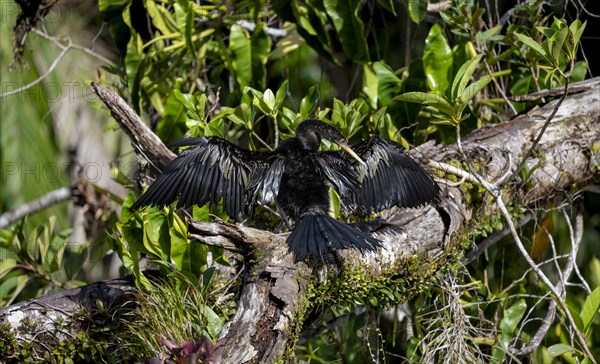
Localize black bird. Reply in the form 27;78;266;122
130;119;440;258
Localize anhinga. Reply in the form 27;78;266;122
131;119;440;258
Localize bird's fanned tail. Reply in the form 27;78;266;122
287;214;382;258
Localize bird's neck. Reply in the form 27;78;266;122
279;136;318;151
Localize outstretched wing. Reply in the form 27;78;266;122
323;136;440;215
130;137;284;218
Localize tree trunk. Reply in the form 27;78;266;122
1;78;598;363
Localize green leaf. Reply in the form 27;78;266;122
156;91;187;142
423;24;453;94
500;299;527;336
566;299;585;332
451;54;483;101
0;273;30;306
569;20;586;54
394;92;452;115
300;85;320;118
63;244;88;280
514;33;547;57
580;285;600;333
173;89;195;112
142;209;170;260
394;91;441;104
145;1;174;36
168;211;188;270
228;103;254;129
407;0;428;23
275;80;289;111
460;75;492;103
202;305;223;341
230;24;252;88
373;61;404;106
588;257;600;290
250;88;275;116
429;119;455;126
174;0;196;58
263;89;276;113
323;0;369;63
98;0;130;13
547;343;576;358
476;25;503;45
124;34;145;113
0;258;17;280
44;228;72;273
493;299;527;361
376;0;396;15
551;26;568;63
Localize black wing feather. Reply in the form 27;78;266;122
130;137;284;218
322;136;439;216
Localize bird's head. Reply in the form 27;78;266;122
296;119;365;165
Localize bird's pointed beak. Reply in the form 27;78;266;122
341;144;366;166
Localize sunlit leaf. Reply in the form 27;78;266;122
202;305;223;341
300;85;320;118
451;54;483;101
580;285;600;333
548;343;576;358
174;0;196;58
230;24;252;88
500;299;527;336
372;61;404;107
423;24;453;94
459;75;492;103
514;33;547;57
476;25;503;45
407;0;428;23
168;210;188;270
275;80;289;111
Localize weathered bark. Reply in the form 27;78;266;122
1;78;598;363
88;82;175;175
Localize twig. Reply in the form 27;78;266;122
513;203;585;356
428;160;480;185
508;77;598;101
1;27;115;99
495;195;595;362
483;60;518;116
31;27;113;65
462;212;533;265
0;187;72;229
0;39;71;98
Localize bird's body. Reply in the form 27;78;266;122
131;119;439;258
276;139;330;218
